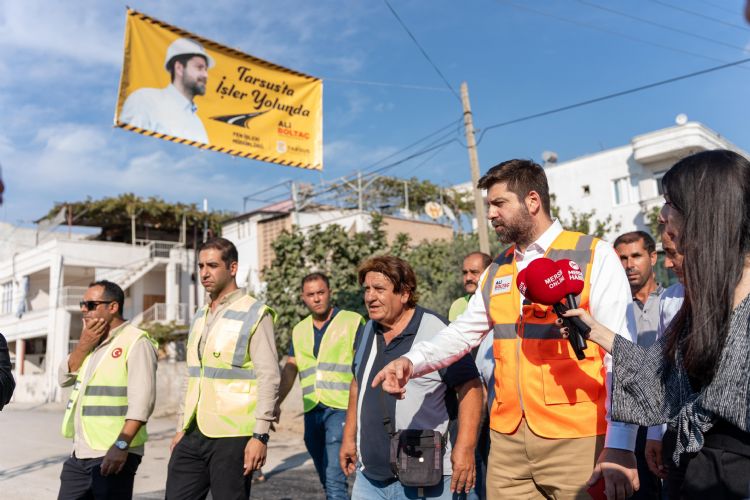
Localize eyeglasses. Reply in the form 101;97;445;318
79;300;113;311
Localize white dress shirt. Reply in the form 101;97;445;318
646;282;685;441
120;84;209;144
404;220;639;450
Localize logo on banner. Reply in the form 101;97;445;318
492;275;513;295
112;348;123;359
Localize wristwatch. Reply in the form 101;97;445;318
114;440;129;451
252;433;270;445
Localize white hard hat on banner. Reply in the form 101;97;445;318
164;37;215;70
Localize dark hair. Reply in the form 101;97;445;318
199;237;238;269
167;54;207;82
357;255;419;308
477;159;551;216
465;251;492;269
662;149;750;386
301;272;330;291
89;280;125;318
613;231;656;254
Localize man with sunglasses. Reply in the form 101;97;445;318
58;280;158;500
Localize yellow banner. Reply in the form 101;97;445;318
114;10;323;170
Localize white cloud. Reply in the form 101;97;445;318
0;0;122;66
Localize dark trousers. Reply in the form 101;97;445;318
664;421;750;499
58;453;141;500
303;405;349;500
632;426;661;500
166;426;252;500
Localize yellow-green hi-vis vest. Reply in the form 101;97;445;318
61;324;157;450
292;310;363;412
183;294;277;438
448;295;470;322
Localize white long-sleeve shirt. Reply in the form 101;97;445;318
646;282;685;441
404;220;639;451
119;84;209;144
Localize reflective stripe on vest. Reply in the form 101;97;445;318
292;310;362;412
480;231;608;439
60;324;156;450
182;294;274;438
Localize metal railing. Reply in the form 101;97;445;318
134;239;180;259
137;302;188;326
62;286;89;309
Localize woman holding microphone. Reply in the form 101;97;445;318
562;149;750;499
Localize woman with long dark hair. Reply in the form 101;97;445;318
563;149;750;498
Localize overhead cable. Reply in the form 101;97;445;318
493;0;750;71
476;56;750;144
651;0;750;32
382;0;462;102
578;0;749;53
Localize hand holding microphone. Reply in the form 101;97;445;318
517;258;591;360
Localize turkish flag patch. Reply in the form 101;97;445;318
112;347;123;358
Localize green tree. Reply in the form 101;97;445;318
261;214;388;355
261;215;489;356
645;205;662;242
333;176;474;224
43;194;234;243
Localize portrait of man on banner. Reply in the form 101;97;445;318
115;9;323;170
120;38;213;144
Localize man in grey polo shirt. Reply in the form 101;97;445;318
340;255;482;499
614;230;664;500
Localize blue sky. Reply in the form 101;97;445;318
1;0;748;224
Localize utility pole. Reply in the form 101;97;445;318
357;172;363;212
290;181;300;226
202;198;209;242
461;82;490;255
403;181;409;215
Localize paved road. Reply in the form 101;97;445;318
0;403;335;499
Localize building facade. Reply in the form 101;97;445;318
0;235;197;403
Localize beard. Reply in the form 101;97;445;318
493;207;534;245
184;75;207;97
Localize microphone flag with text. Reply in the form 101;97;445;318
517;258;591;360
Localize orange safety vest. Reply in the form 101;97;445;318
480;230;607;439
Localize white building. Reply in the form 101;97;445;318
0;234;198;403
455;121;747;241
222;201;454;293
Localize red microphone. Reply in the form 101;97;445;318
517;258;590;360
558;258;585;307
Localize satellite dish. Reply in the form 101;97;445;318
675;113;688;126
542;151;558;164
424;201;443;220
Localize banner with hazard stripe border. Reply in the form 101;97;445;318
114;9;323;170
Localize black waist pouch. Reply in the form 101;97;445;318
388;429;444;487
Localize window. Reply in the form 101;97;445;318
612;177;631;206
1;281;12;315
654;170;668;196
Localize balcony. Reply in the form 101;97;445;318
62;286;89;310
134;239;181;259
133;302;189;327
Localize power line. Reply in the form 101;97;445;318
382;0;462;102
321;76;450;92
651;0;750;32
358;117;463;175
493;0;750;72
476;56;750;144
695;0;744;16
578;0;749;53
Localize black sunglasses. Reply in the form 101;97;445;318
79;300;113;311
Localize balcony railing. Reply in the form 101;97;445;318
62;286;89;310
135;302;188;326
134;239;181;259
